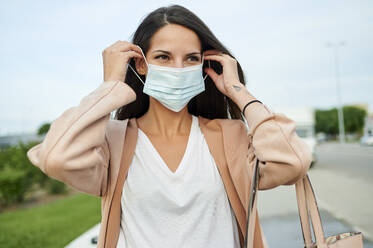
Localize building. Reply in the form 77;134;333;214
363;113;373;137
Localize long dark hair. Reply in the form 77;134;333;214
114;4;246;121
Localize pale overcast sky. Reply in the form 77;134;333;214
0;0;372;135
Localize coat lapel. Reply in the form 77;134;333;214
198;116;265;248
218;118;251;212
198;116;248;247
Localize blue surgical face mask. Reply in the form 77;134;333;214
127;48;209;112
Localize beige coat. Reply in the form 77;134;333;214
27;80;312;248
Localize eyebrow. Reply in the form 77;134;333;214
152;50;202;56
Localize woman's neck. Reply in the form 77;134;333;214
136;97;192;138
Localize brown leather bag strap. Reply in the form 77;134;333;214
295;177;313;247
244;158;260;248
296;175;328;247
104;118;138;248
245;159;328;248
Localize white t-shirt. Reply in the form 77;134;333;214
117;115;241;248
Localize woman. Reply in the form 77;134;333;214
27;4;312;248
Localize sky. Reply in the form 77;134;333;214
0;0;372;135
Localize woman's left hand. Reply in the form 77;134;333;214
203;50;247;99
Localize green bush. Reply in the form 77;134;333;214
0;167;28;204
45;179;67;194
0;140;66;208
0;142;40;207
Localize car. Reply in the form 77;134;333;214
360;135;373;146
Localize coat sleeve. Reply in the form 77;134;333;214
244;102;312;190
26;80;136;197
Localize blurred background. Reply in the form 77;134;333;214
0;0;372;247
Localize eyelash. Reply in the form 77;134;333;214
155;55;168;60
154;55;200;61
188;56;200;61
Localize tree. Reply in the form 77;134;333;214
343;106;367;135
315;105;367;137
315;108;339;135
37;123;50;136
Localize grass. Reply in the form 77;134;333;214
0;193;101;248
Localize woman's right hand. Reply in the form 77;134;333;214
102;40;144;83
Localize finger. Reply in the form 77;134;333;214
204;54;226;64
108;40;127;49
204;67;220;82
123;50;143;60
203;49;223;56
221;53;237;62
116;42;144;57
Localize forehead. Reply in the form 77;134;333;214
148;24;202;54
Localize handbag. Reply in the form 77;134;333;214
244;158;364;248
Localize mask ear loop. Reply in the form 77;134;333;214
127;46;148;85
202;54;210;80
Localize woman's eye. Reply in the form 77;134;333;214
188;56;200;62
155;55;169;60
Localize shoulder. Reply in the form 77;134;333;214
198;117;250;159
198;116;248;137
219;118;247;129
199;116;246;129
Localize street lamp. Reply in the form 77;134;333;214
326;41;346;144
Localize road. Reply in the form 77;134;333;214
315;142;373;184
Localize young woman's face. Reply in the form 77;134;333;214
137;24;202;74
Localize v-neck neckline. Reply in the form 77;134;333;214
137;115;196;176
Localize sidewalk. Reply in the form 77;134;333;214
308;168;373;241
258;167;373;246
65;224;100;248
